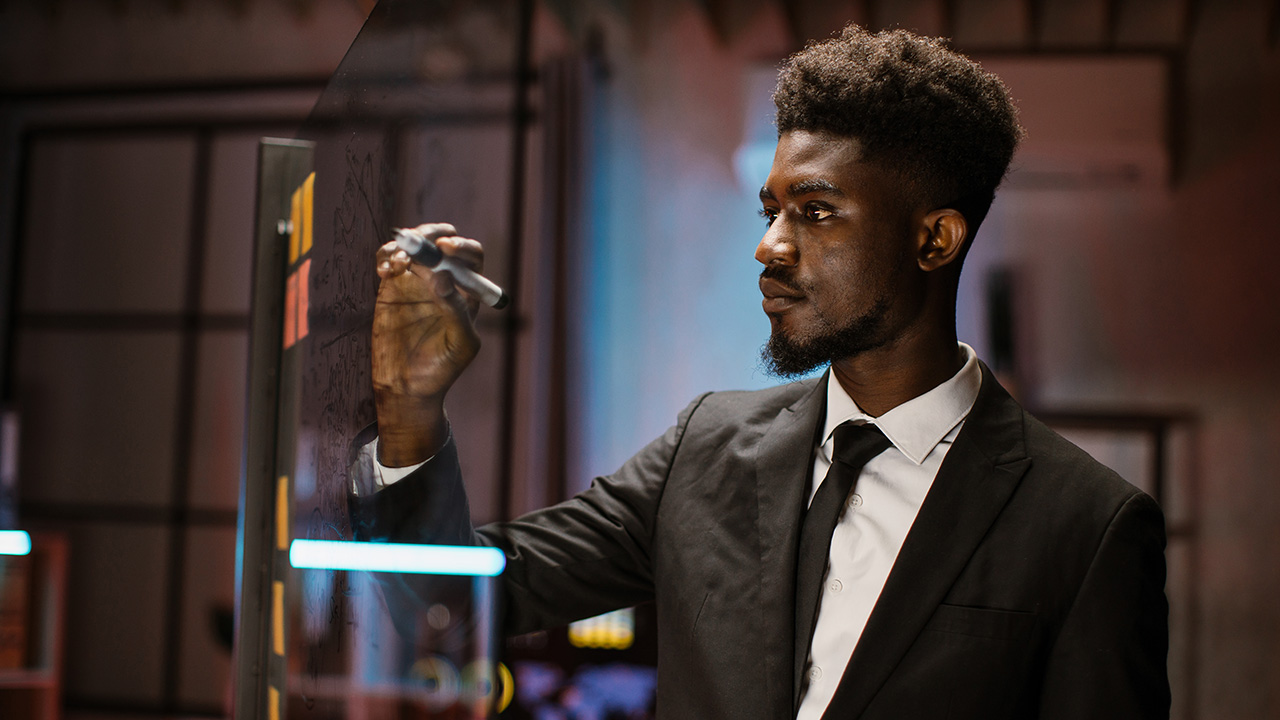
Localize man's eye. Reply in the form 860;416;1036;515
759;208;778;226
805;206;834;221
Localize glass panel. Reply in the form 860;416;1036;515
21;135;195;314
394;124;515;286
256;3;523;719
283;5;522;539
443;322;507;525
286;4;520;548
14;330;181;508
289;566;502;719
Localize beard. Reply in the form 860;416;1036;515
759;268;892;378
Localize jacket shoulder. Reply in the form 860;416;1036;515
1012;409;1163;537
685;377;821;427
964;369;1158;528
1022;412;1138;491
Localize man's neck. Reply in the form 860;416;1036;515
830;331;965;418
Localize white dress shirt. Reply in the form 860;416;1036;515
796;343;982;720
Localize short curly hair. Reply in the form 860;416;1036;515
774;24;1023;233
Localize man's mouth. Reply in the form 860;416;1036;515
759;276;804;314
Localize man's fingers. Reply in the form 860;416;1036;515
376;241;413;279
376;226;487;319
434;235;485;274
411;222;458;242
430;269;479;323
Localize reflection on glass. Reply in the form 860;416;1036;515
290;565;505;719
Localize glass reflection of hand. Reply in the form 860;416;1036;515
372;222;484;467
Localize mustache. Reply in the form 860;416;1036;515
759;265;803;291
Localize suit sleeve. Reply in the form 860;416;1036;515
349;392;710;636
1038;491;1171;719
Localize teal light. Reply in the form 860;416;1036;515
0;530;31;556
289;539;504;577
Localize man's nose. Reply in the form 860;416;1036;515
755;221;798;267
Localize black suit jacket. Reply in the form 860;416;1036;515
354;364;1170;719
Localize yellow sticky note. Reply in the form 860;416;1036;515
289;187;302;263
276;476;289;551
301;172;315;256
268;685;279;720
272;580;284;656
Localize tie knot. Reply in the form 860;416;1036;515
831;422;891;469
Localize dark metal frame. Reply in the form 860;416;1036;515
234;137;314;720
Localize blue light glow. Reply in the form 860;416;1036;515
0;530;31;556
289;540;505;576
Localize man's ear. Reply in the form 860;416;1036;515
917;208;968;272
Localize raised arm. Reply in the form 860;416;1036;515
372;222;484;467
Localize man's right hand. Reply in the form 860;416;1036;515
371;223;484;467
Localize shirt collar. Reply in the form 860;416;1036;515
821;343;983;465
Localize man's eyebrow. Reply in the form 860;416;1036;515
758;179;844;203
788;179;844;197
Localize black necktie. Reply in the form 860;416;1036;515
794;421;891;706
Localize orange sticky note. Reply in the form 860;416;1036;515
297;258;310;341
284;271;298;349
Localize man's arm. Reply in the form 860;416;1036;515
350;389;709;636
1039;492;1171;719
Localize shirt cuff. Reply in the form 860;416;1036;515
350;437;432;495
377;436;429;485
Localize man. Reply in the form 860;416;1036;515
354;24;1170;719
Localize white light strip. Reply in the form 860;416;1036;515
0;530;31;556
289;539;505;577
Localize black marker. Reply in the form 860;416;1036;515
393;228;510;309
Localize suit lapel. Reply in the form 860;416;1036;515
754;373;827;720
825;365;1032;718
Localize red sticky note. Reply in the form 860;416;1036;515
284;271;298;349
297;258;311;341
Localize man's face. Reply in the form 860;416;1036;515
756;130;924;377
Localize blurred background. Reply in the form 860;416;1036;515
0;0;1277;719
